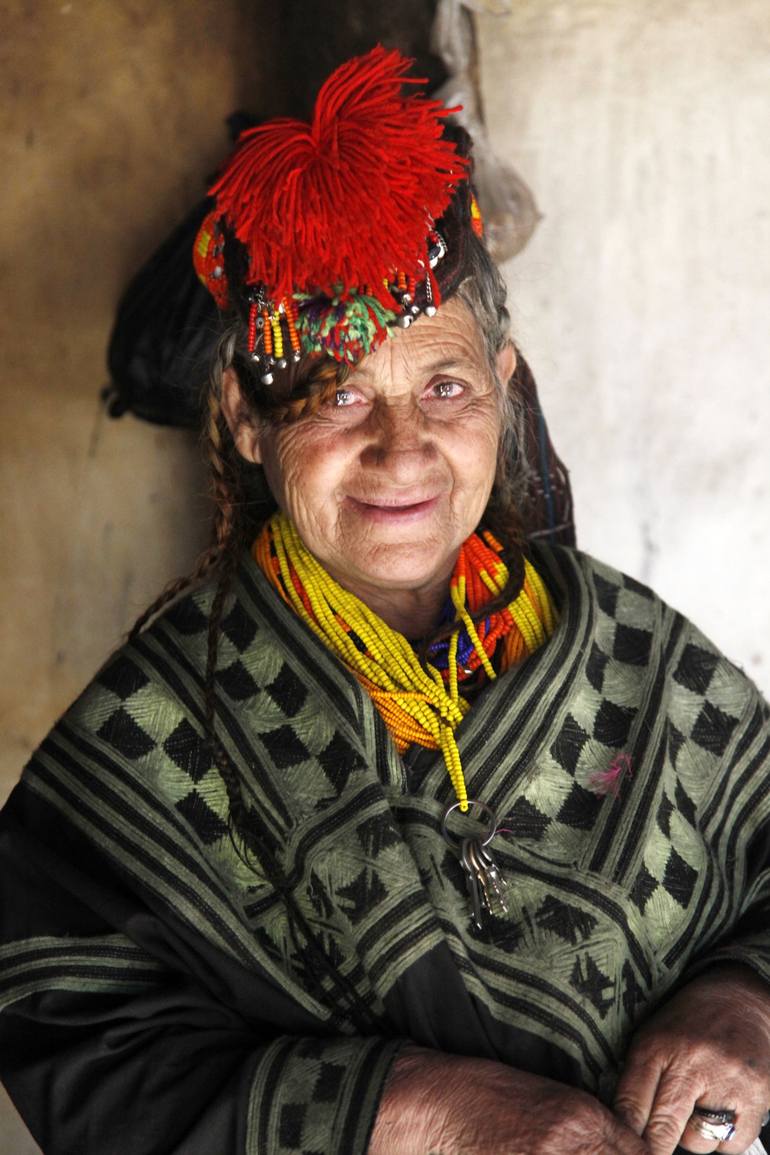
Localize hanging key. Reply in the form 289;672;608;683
460;837;509;928
460;837;485;929
474;841;509;918
466;838;508;920
443;801;509;931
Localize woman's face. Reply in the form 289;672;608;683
236;297;514;620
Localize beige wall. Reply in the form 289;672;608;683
477;0;770;692
0;2;278;1148
0;1;281;798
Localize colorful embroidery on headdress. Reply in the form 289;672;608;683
470;192;484;238
194;45;470;381
193;210;229;310
294;291;397;363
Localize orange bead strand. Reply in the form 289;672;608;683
253;514;557;812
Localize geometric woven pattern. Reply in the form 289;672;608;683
7;547;770;1155
97;654;149;699
97;705;156;759
163;718;211;782
175;788;229;844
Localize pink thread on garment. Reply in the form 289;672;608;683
586;753;633;798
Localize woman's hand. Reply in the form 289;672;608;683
369;1046;648;1154
614;964;770;1154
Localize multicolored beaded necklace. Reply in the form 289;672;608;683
253;512;557;811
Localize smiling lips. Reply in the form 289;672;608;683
346;494;441;523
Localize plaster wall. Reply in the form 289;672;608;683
0;0;281;797
477;0;770;692
0;2;277;1149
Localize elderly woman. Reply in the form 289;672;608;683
2;47;770;1155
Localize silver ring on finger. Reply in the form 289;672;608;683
688;1112;737;1144
692;1106;737;1126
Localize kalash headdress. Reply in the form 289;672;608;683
193;45;484;382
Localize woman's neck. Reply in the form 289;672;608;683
331;579;448;639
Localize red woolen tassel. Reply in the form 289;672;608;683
208;45;468;304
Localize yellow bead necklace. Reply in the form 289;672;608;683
254;512;556;811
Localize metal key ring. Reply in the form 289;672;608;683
441;800;498;850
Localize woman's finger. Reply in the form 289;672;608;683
678;1107;737;1153
642;1076;703;1155
614;1054;665;1136
647;1091;763;1155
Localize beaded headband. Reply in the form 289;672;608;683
193;45;483;384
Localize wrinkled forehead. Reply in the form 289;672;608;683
345;297;491;386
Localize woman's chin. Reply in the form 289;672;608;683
334;538;457;599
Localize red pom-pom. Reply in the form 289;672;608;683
208;45;467;304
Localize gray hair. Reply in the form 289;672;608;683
455;232;532;541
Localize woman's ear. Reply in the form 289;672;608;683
220;368;264;465
496;340;517;386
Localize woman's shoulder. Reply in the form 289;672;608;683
11;560;262;803
20;549;352;815
533;541;668;623
60;554;276;750
4;562;274;883
533;542;768;724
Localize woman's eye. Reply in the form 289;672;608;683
324;386;368;415
427;380;464;400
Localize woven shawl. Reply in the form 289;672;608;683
2;545;770;1154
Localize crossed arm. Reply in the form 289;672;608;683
3;802;770;1155
370;966;770;1155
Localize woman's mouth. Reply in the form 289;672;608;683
345;495;441;523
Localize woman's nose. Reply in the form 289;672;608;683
361;399;433;469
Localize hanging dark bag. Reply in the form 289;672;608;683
104;198;218;429
104;114;258;428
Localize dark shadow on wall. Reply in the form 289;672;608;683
266;0;443;119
